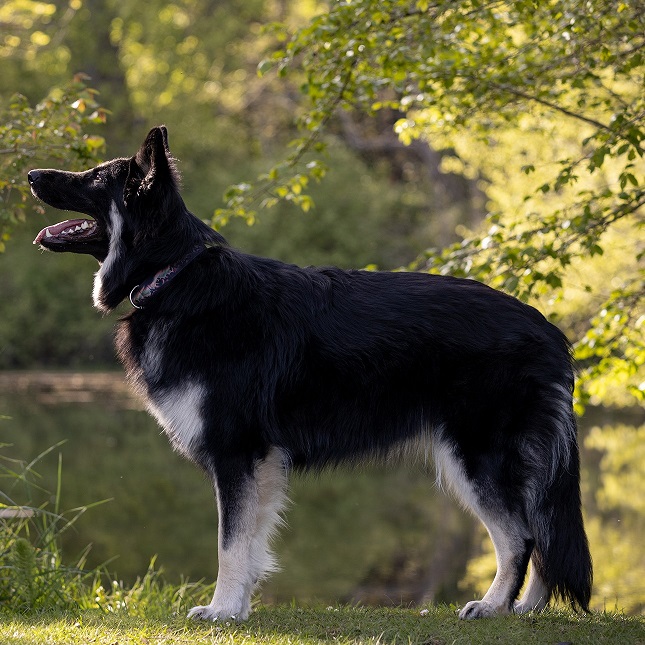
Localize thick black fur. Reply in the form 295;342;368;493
29;126;592;619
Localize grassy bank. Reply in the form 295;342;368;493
1;605;644;645
3;446;644;644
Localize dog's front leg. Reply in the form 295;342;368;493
188;449;288;621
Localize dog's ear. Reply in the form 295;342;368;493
125;126;179;206
124;156;145;206
158;125;170;152
135;126;172;178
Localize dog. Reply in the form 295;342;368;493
29;126;592;621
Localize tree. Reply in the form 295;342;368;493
234;0;644;406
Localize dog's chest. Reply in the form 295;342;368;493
145;384;206;458
118;317;206;458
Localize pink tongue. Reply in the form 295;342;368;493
34;219;93;244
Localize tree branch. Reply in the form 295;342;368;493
487;82;612;133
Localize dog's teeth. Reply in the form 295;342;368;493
45;229;52;238
81;221;89;230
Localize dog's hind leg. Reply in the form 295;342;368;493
514;562;549;613
188;447;289;621
458;513;533;619
434;439;533;619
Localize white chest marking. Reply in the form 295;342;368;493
93;201;125;309
147;383;206;457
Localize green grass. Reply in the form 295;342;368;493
1;605;644;645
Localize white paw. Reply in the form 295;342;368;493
458;600;501;619
187;603;250;622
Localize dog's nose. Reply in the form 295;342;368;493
27;170;41;185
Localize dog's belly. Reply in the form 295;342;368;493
145;383;206;457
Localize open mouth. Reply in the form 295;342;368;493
33;217;108;258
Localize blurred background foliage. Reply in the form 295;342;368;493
0;0;643;613
0;0;642;406
1;0;470;369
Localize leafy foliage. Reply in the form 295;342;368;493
251;0;645;406
0;1;642;404
0;0;68;66
0;75;106;250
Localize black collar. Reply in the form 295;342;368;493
129;245;207;309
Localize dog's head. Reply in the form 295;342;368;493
30;126;179;262
30;126;220;311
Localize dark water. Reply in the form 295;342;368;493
1;372;643;613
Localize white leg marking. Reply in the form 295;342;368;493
249;448;290;578
188;448;289;621
459;520;527;619
93;201;125;311
515;563;549;613
433;438;529;619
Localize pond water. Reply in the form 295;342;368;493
1;372;644;613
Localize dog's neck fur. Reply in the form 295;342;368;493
92;198;223;313
129;244;207;308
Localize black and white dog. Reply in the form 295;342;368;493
29;126;592;620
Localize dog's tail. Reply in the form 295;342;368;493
526;385;593;612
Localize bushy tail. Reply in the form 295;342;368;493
528;408;593;611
